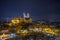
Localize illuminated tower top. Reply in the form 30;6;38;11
23;12;30;18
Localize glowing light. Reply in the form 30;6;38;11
20;30;29;36
42;28;56;35
8;33;16;38
0;33;10;39
11;18;20;25
8;23;12;26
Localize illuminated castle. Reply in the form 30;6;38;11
11;12;32;25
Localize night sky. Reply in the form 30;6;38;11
0;0;60;21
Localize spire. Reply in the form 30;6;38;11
23;12;26;18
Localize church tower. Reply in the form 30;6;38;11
23;12;32;23
23;12;30;18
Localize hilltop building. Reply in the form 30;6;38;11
11;12;32;25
